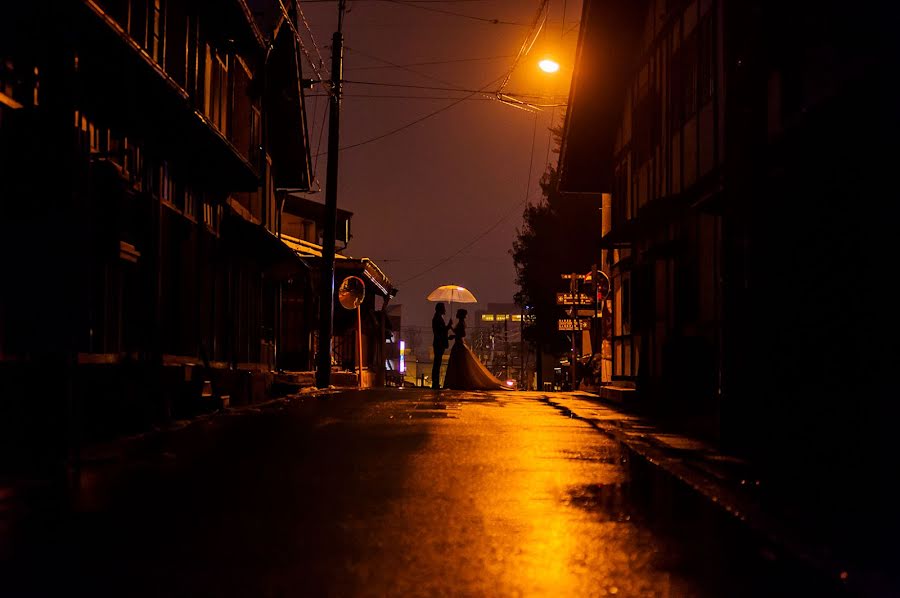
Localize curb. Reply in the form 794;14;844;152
74;386;346;466
540;393;856;596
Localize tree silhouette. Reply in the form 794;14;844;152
511;133;602;359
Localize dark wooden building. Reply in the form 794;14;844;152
560;0;899;505
278;197;398;385
0;0;315;467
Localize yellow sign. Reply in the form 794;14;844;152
556;293;593;305
558;319;591;331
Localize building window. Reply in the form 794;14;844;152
75;113;102;153
1;58;18;108
107;130;128;171
149;0;165;65
303;220;316;243
203;201;220;233
204;45;229;135
670;29;698;130
632;91;658;167
128;0;147;48
698;14;715;105
159;161;176;204
184;187;197;220
130;143;142;188
32;66;39;106
250;105;261;165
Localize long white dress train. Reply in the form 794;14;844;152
443;321;508;390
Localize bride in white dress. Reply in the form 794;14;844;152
443;309;509;390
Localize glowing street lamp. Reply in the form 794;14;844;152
538;58;560;73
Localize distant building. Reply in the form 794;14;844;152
473;303;525;387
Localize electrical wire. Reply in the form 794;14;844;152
343;79;493;93
382;0;527;26
497;0;550;94
524;110;538;207
306;92;566;104
544;106;556;166
396;194;534;285
276;0;330;91
344;55;515;71
312;96;330;187
345;46;460;88
342;79;566;101
305;93;495;100
397;29;552;287
296;1;327;75
303;0;494;3
315;73;505;156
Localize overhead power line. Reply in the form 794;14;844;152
397;194;531;286
275;0;330;91
345;46;460;89
343;79;497;93
382;0;528;26
316;72;505;156
344;54;515;71
311;93;330;189
497;0;550;94
342;79;565;100
295;2;327;74
303;0;494;3
307;93;566;104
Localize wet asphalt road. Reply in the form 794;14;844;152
1;389;830;597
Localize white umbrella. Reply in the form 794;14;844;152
426;284;478;319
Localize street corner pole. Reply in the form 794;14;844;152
357;305;363;389
316;1;346;388
571;272;577;390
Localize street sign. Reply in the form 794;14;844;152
558;318;591;331
561;273;588;280
556;292;593;306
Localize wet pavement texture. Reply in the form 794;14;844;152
1;389;842;597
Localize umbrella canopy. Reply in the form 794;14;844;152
426;285;478;304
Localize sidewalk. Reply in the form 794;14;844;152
548;392;895;597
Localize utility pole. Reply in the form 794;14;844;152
504;317;510;380
570;272;578;389
519;307;524;389
316;0;346;388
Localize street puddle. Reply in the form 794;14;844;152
564;482;635;523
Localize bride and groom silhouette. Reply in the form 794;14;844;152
431;302;508;390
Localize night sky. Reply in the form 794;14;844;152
296;0;583;329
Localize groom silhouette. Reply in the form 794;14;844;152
431;303;451;389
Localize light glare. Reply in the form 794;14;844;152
539;59;560;73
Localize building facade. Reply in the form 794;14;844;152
0;1;315;466
559;0;899;484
